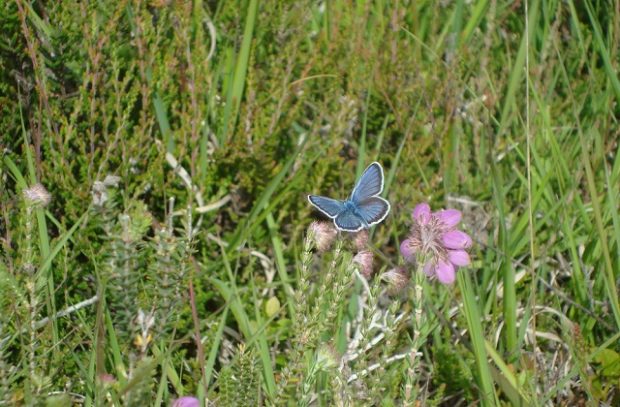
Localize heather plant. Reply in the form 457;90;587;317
1;0;620;405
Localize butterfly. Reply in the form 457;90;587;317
308;162;391;232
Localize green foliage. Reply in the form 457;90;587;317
1;0;619;405
432;342;475;403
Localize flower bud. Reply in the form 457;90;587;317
382;267;410;294
97;373;116;385
353;229;369;251
400;239;416;262
309;221;338;252
353;250;374;279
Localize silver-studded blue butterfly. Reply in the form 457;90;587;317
308;162;391;232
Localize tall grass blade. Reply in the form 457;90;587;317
458;272;496;406
221;0;259;144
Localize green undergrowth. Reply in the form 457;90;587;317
0;0;619;405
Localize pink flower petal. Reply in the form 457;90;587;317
423;261;435;277
435;260;456;284
448;250;470;267
400;239;416;261
442;230;472;250
412;203;431;225
173;396;200;407
435;209;462;229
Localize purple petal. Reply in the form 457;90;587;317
435;260;456;284
172;397;200;407
412;203;431;225
435;209;462;229
442;230;472;250
423;261;435;277
400;239;416;261
448;250;470;267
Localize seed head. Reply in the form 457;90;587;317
382;267;410;294
92;174;121;206
23;184;51;207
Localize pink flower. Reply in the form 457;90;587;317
97;373;116;385
400;239;416;262
172;396;200;407
353;250;374;279
309;221;338;252
412;202;431;225
353;229;369;251
400;203;472;285
435;209;461;228
442;230;472;250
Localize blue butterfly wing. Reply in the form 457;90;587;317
334;208;365;232
357;197;390;225
310;162;389;231
351;162;385;203
308;195;346;218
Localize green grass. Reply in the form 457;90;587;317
1;0;620;405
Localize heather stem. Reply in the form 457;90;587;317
404;262;426;403
277;227;323;400
294;228;314;332
23;204;39;395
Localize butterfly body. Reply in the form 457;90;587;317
308;162;390;232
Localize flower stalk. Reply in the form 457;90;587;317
403;262;427;403
399;202;473;402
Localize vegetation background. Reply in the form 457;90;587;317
1;0;619;405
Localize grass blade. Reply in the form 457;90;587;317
221;0;258;144
458;271;496;406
